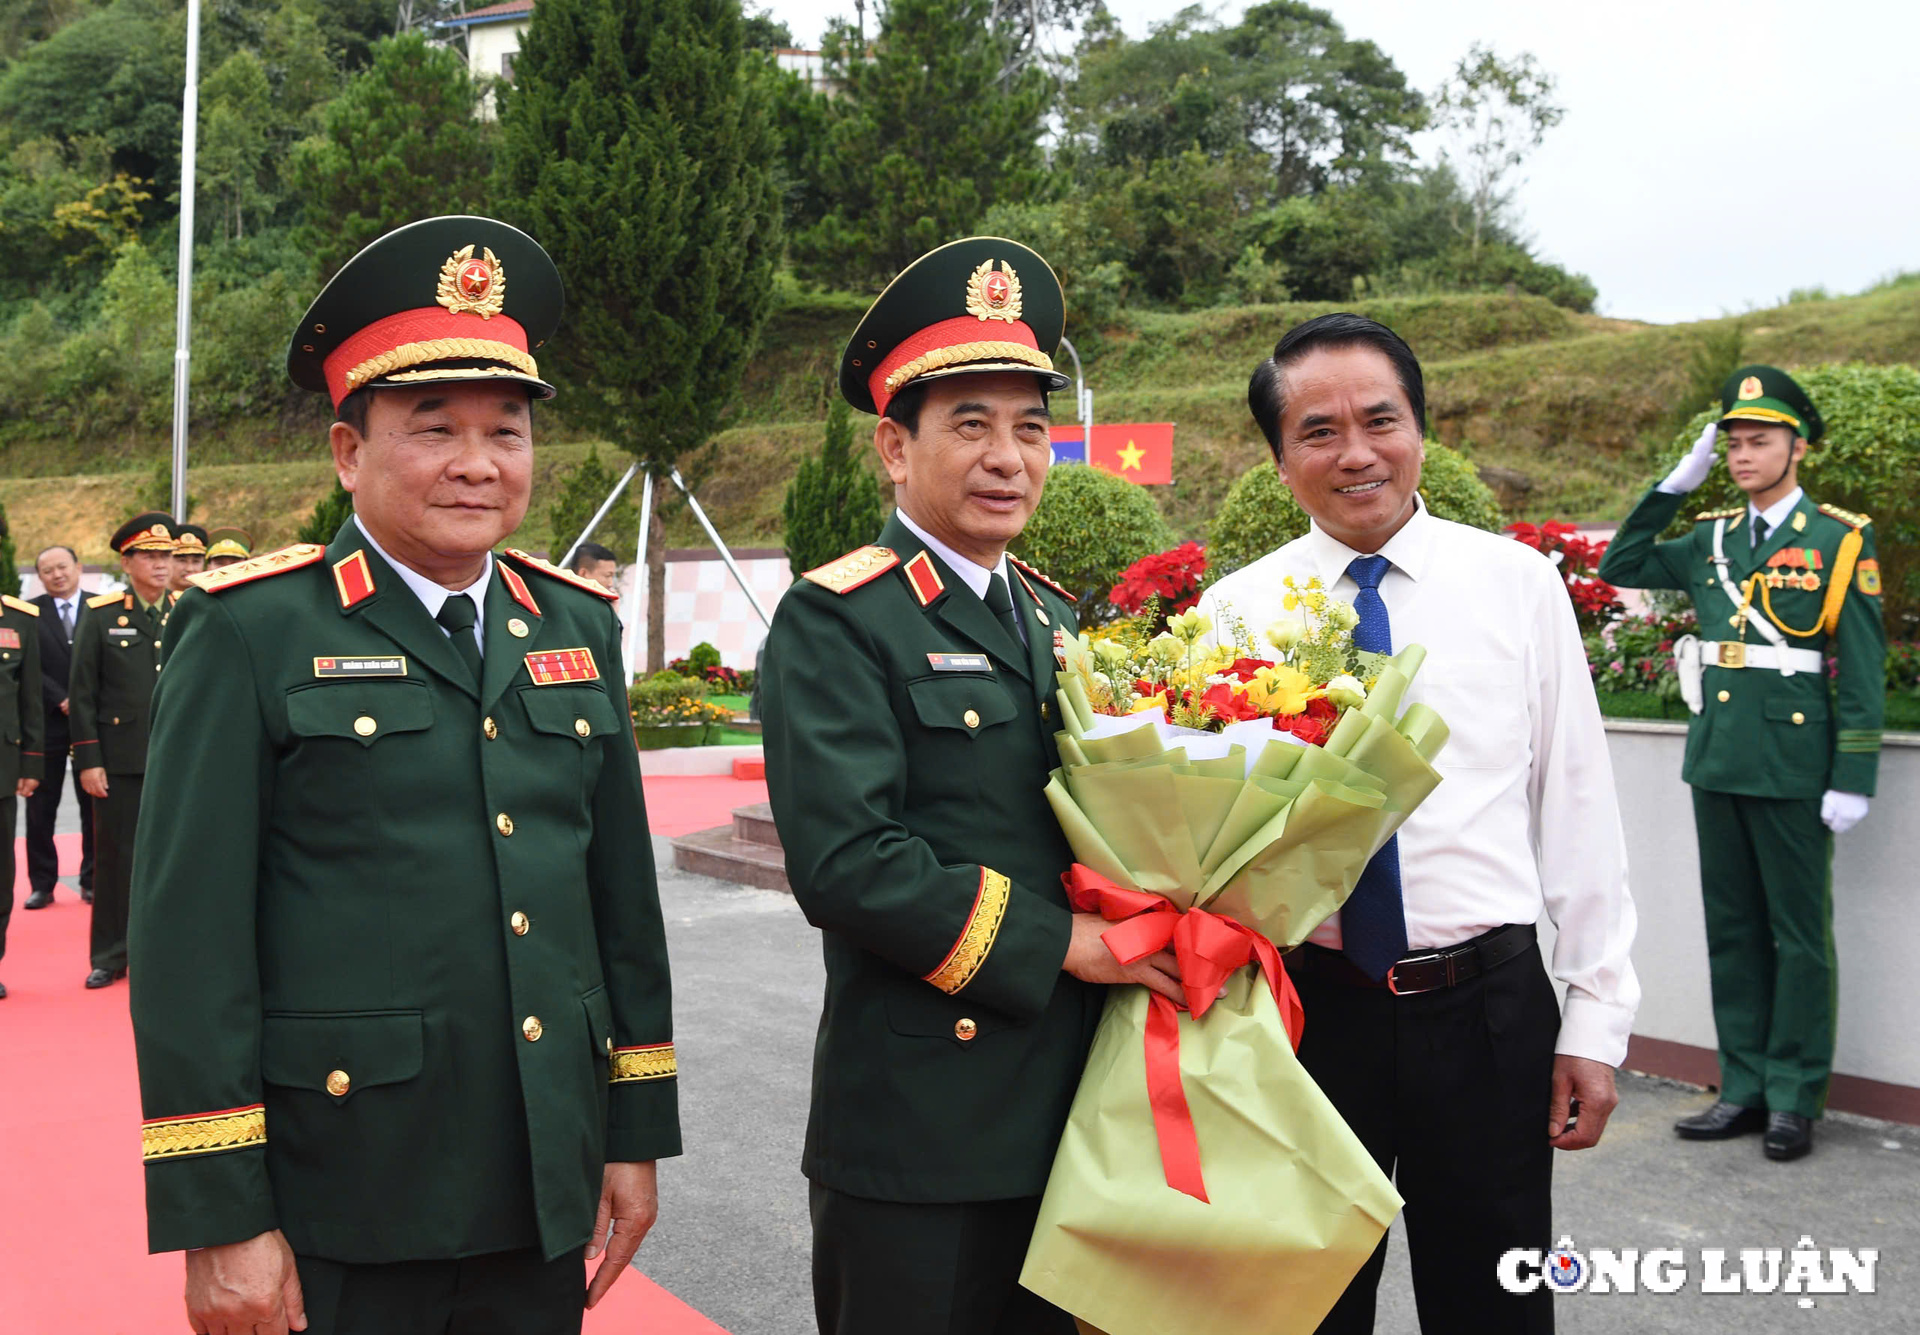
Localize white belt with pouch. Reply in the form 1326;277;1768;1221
1701;641;1823;673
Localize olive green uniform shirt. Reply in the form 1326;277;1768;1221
69;590;171;775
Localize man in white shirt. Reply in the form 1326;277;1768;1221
1197;312;1640;1333
25;544;94;910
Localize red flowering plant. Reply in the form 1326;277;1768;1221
1584;601;1699;702
1507;520;1625;635
1110;542;1208;635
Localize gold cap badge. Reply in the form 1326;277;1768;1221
1738;375;1764;400
965;259;1023;324
437;245;506;319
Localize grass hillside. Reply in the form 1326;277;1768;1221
5;285;1917;565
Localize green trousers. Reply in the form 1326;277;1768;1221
91;772;141;973
1691;788;1837;1118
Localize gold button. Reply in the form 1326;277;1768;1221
510;911;530;936
507;617;530;638
963;709;980;729
522;1016;543;1042
1717;690;1730;703
353;715;377;736
1035;610;1050;626
574;718;591;738
325;1069;351;1097
1792;711;1805;725
1040;701;1051;720
483;716;499;740
496;812;514;836
955;1018;978;1042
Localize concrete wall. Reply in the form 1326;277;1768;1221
1561;722;1920;1108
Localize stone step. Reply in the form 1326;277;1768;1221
732;802;780;848
671;823;791;893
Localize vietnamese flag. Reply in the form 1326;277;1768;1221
1088;423;1174;485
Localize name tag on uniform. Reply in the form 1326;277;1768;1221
313;656;408;678
0;629;16;649
525;648;599;684
926;653;992;672
108;627;141;639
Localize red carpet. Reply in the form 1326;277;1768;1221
1;780;754;1335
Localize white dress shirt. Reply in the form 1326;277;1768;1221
352;515;490;652
894;507;1026;645
53;593;80;639
1196;497;1641;1065
1746;486;1803;547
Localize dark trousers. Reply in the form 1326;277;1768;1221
810;1186;1075;1335
90;771;141;973
294;1246;585;1335
0;796;13;965
1692;788;1836;1118
1293;937;1558;1335
25;737;94;894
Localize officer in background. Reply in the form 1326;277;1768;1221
170;524;208;592
204;527;254;570
69;513;177;990
1600;365;1884;1162
25;544;92;910
130;216;679;1335
0;587;45;999
762;238;1180;1334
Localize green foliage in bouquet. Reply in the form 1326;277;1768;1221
1013;465;1173;625
1207;441;1502;577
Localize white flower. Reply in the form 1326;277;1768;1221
1325;674;1367;709
1265;618;1304;652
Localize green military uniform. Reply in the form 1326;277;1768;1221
761;238;1098;1334
128;216;679;1327
0;591;46;995
1599;366;1884;1120
69;514;177;982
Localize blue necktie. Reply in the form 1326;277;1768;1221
1342;555;1408;980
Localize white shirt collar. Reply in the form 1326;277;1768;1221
1748;486;1804;537
352;513;490;642
1300;493;1436;588
893;506;1009;601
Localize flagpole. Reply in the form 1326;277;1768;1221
169;0;201;522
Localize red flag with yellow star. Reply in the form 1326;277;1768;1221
1087;423;1173;485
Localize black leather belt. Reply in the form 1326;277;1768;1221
1286;923;1537;995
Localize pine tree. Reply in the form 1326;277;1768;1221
783;396;886;579
547;445;628;557
495;0;781;671
296;479;354;546
0;501;17;597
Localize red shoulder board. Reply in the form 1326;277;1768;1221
1008;555;1076;603
188;544;327;595
498;561;541;616
502;549;621;602
803;546;899;595
900;551;946;607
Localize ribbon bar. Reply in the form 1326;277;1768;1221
1063;863;1304;1203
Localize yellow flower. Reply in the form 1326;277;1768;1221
1247;663;1314;715
1130;691;1170;715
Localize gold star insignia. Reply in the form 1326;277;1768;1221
1116;440;1146;471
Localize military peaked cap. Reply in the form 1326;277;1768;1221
1721;364;1824;443
113;513;179;554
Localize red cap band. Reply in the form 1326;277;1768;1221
868;316;1044;417
323;307;534;408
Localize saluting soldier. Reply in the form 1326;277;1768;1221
1599;365;1885;1162
0;586;45;1000
69;513;177;991
129;216;680;1335
762;238;1182;1334
170;523;209;592
204;526;254;571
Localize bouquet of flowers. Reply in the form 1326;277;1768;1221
1020;582;1451;1335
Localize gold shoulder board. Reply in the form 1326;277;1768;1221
87;591;125;609
501;549;621;602
1694;508;1739;522
1817;502;1870;529
1;593;39;616
803;546;899;595
188;544;327;594
1008;555;1078;603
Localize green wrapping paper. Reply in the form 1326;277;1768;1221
1021;647;1449;1334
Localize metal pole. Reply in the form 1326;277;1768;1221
668;469;771;629
624;469;653;681
169;0;201;521
1056;334;1088;463
560;460;640;569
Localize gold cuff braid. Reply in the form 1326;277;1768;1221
610;1044;677;1084
141;1105;267;1162
883;342;1054;396
345;338;539;391
924;868;1011;995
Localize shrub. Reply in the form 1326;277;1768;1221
783;395;886;580
1011;464;1173;624
1207;441;1503;577
1650;362;1920;634
1506;520;1623;634
627;671;729;738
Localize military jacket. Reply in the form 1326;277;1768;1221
1599;487;1885;798
0;594;45;789
129;523;680;1263
761;513;1101;1204
69;589;173;775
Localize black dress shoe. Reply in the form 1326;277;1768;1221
82;888;94;904
84;968;114;989
23;888;53;909
1675;1100;1767;1140
1764;1111;1813;1161
113;966;128;981
0;981;8;999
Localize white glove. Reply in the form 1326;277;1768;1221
1658;419;1721;494
1821;790;1869;834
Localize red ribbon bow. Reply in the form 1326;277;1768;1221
1064;864;1305;1203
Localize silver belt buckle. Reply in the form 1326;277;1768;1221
1385;951;1453;996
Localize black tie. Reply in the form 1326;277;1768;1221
984;573;1024;652
1752;515;1770;548
435;595;483;682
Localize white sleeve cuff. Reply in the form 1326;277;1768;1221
1554;993;1635;1068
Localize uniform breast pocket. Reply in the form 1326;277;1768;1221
1416;659;1531;771
282;680;435;816
904;674;1018;740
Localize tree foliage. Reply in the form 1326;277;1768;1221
296;478;353;545
1431;43;1563;252
1011;464;1173;624
546;444;628;558
783;395;886;579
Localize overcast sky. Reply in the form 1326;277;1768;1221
765;0;1920;323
